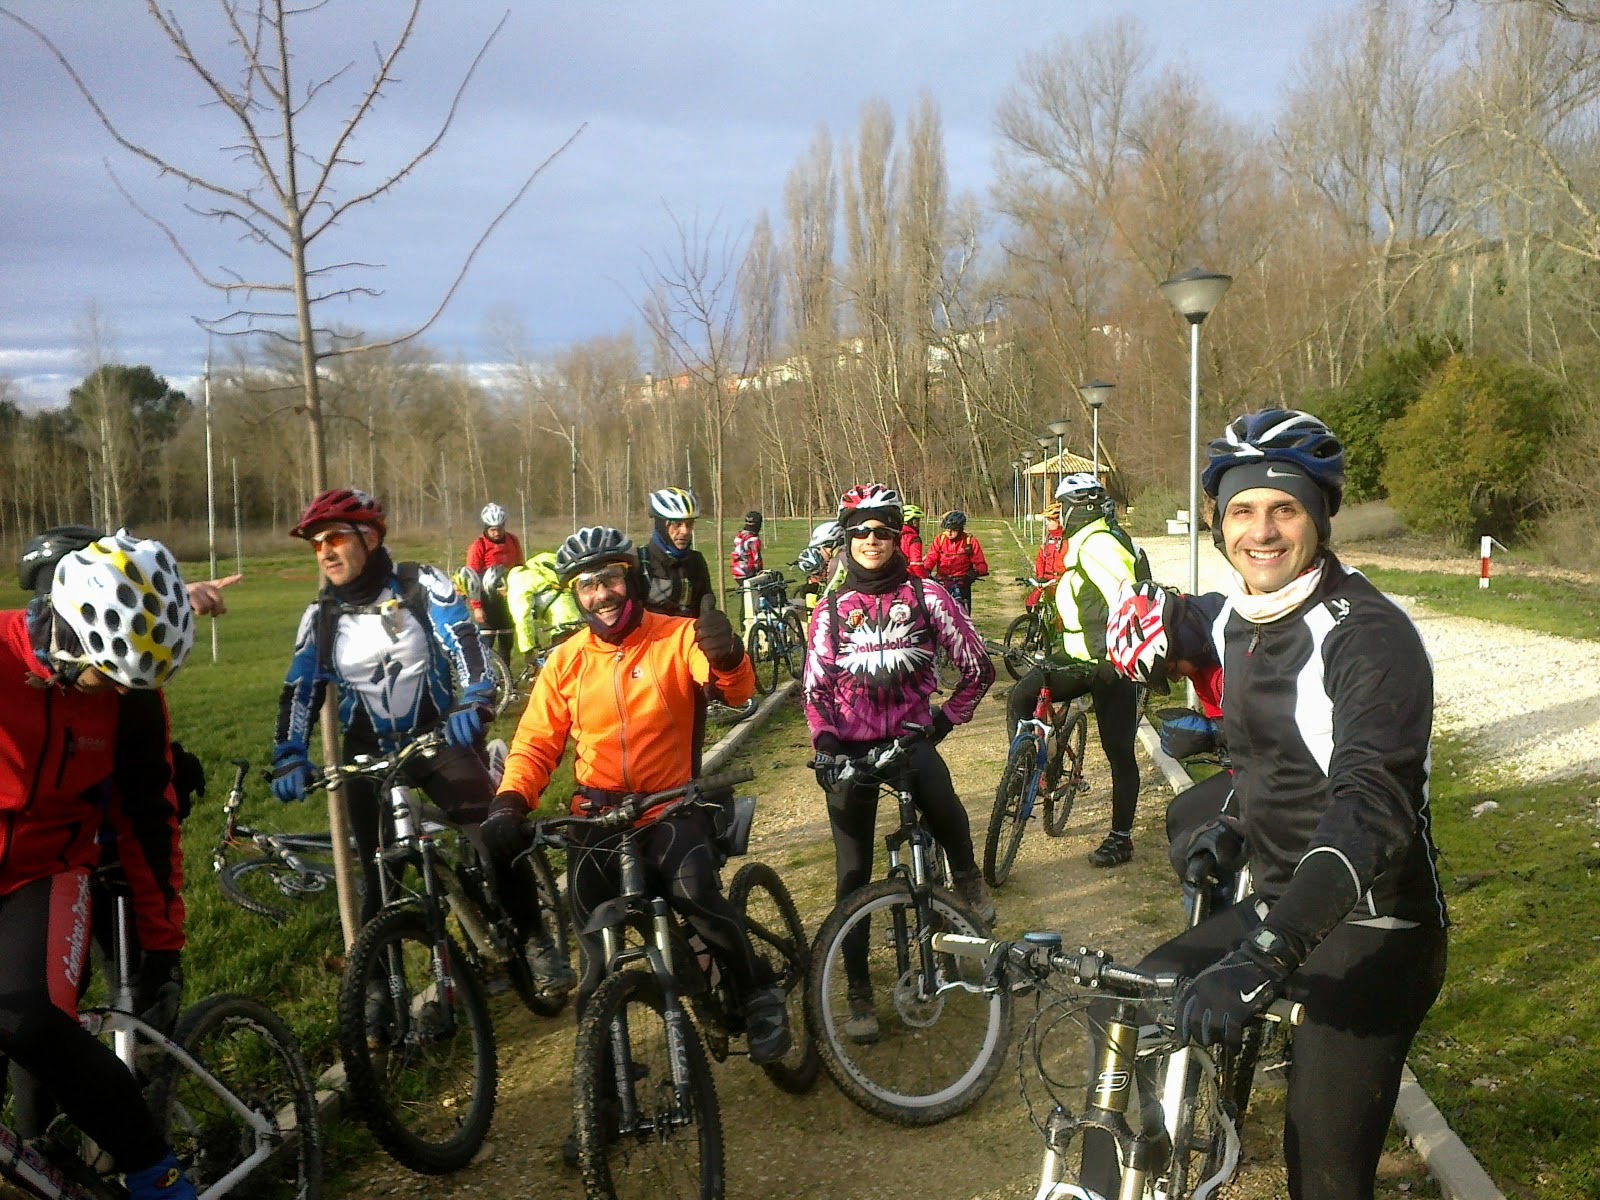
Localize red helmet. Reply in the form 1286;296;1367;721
290;488;387;540
837;483;902;527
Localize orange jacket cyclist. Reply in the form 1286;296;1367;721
488;526;792;1067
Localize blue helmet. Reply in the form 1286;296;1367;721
1202;409;1345;515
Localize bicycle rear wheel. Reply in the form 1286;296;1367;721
504;843;574;1018
745;624;780;695
728;862;819;1094
337;907;496;1174
573;969;724;1200
780;610;807;680
217;856;336;923
806;878;1011;1125
983;738;1038;887
1042;708;1088;838
151;993;323;1199
485;648;513;719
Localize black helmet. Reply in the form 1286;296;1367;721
743;510;763;532
555;526;638;586
19;524;105;595
941;510;967;530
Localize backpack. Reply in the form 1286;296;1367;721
315;561;430;675
1105;523;1153;584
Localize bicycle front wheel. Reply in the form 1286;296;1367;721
217;856;336;923
151;993;323;1200
729;862;819;1094
485;648;513;719
337;907;497;1174
1042;708;1089;838
573;969;724;1200
504;843;574;1019
983;738;1038;887
1161;1048;1240;1198
1001;613;1037;680
806;879;1011;1125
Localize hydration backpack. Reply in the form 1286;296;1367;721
314;561;431;674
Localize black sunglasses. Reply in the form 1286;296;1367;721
848;526;899;543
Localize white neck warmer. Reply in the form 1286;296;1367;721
1228;559;1325;624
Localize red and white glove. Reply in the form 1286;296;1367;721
1107;581;1171;688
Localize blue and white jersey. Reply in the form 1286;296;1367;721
275;565;496;754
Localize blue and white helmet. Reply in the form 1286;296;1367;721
1202;409;1345;514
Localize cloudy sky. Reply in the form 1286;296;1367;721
1;1;1357;408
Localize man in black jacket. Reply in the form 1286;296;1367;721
640;486;713;617
1103;409;1447;1200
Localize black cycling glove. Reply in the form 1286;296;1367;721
930;707;954;744
694;595;745;672
1176;925;1298;1048
134;949;184;1036
481;792;531;862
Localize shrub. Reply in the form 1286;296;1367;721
1382;354;1562;544
1309;333;1455;503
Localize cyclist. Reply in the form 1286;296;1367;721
467;502;522;667
1034;501;1067;582
0;532;199;1200
803;484;997;1042
641;486;713;617
486;526;792;1072
506;550;582;667
922;510;988;611
730;509;764;635
1005;472;1144;867
268;488;572;992
793;545;829;612
898;503;928;578
1104;409;1446;1200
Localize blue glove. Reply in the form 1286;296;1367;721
1176;925;1298;1048
445;704;486;748
270;745;313;804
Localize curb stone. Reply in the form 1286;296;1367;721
1138;722;1504;1200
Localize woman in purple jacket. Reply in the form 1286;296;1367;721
802;483;996;1041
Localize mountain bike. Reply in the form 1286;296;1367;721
1003;576;1060;681
538;768;818;1200
0;866;323;1200
805;733;1012;1126
211;759;342;922
984;670;1091;886
327;732;572;1174
743;571;806;695
483;624;583;716
931;850;1301;1200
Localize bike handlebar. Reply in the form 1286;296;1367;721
930;932;1305;1027
537;767;757;834
807;728;928;783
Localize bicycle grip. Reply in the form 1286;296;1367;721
1265;998;1305;1026
696;767;756;794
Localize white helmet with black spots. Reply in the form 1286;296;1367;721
647;487;700;521
51;531;194;689
480;502;507;528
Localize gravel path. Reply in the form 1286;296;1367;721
1138;535;1600;784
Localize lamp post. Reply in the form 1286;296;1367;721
1020;450;1035;535
1034;436;1054;513
1158;268;1233;594
1078;379;1114;482
1046;420;1072;494
1010;460;1022;528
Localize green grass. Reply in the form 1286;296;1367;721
1346;566;1600;641
1409;735;1600;1198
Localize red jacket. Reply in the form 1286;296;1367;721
924;531;989;581
0;611;185;950
899;525;928;578
467;531;524;577
1034;532;1066;582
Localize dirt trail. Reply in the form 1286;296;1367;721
344;542;1441;1199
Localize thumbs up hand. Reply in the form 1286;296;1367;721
694;594;744;671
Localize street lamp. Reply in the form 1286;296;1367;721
1010;460;1022;527
1159;268;1233;594
1020;450;1035;534
1046;420;1072;494
1035;436;1054;506
1078;379;1114;482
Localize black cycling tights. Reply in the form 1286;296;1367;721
1082;906;1447;1200
566;809;768;1017
823;738;977;987
1006;666;1140;835
342;736;538;933
0;875;168;1174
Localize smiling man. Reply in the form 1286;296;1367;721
1103;409;1447;1200
490;526;793;1083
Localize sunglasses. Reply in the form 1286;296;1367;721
848;526;899;543
307;527;360;551
572;563;629;594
